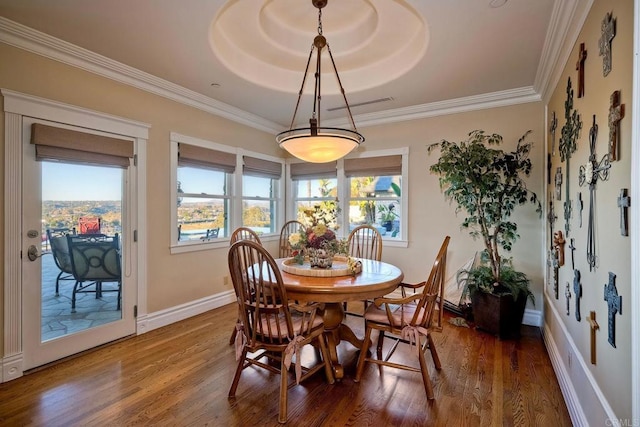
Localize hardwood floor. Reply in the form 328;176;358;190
0;304;572;426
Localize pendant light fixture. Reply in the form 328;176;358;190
276;0;364;163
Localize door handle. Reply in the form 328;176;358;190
27;245;43;262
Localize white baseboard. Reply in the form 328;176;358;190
523;307;542;327
542;297;618;426
1;353;24;382
542;323;589;426
136;289;235;334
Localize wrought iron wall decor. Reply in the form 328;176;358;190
578;115;610;271
559;77;582;237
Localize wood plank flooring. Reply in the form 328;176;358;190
0;304;572;426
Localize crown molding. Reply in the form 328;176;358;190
1;12;570;133
536;0;595;103
335;87;541;129
0;17;282;134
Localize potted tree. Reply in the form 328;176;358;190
428;130;541;339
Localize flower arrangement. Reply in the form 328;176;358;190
288;204;357;272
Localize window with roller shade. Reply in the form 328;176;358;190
242;155;283;234
176;142;234;242
345;154;403;239
290;161;339;230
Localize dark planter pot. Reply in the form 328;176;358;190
382;220;393;232
470;292;527;339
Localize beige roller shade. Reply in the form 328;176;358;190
290;161;337;180
31;123;134;168
178;143;236;173
344;155;402;177
243;156;282;179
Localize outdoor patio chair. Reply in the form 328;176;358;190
67;233;121;313
46;228;76;296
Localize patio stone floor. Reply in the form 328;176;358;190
41;253;121;341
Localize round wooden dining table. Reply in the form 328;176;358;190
275;257;404;379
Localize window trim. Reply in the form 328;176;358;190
342;148;408;247
287;147;408;247
170;133;284;254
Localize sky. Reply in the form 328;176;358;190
42;162;122;201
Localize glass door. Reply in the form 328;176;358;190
22;119;136;370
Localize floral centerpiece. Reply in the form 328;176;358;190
288;204;349;269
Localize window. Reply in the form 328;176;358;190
170;133;285;252
242;155;283;235
289;149;408;244
175;140;234;243
290;161;339;229
345;154;404;240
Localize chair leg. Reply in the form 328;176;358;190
71;281;81;313
116;281;121;310
55;271;63;296
278;356;289;424
316;334;335;384
354;324;373;382
427;333;441;370
376;330;385;360
228;347;247;397
229;324;237;345
417;339;435;400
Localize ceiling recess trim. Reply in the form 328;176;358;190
0;15;560;133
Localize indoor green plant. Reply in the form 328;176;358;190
428;130;541;338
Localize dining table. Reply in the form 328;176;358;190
275;257;404;379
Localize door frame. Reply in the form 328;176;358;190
2;89;149;381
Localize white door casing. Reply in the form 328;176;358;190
2;89;149;381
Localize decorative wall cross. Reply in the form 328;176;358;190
598;12;616;77
553;230;565;267
573;269;582;321
569;238;576;270
617;188;630;236
608;90;625;161
565;282;571;316
576;43;587;97
547;194;557;250
588;311;599;364
603;272;621;348
579;115;611;271
550;111;557;156
547;154;552;185
559;77;582;237
577;192;584;228
555;167;562;201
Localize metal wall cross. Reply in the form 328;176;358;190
608;90;625;161
617;188;630;236
576;43;587;97
588;311;599;364
598;12;616;77
603;272;621;348
565;282;571;316
573;269;582;321
550;111;557;156
559;77;582;237
579;115;611;271
555;167;562;201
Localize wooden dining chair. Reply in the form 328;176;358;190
345;224;383;314
354;236;450;400
227;240;334;424
230;227;262;245
278;220;305;258
228;227;263;345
